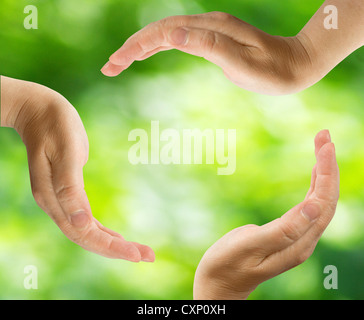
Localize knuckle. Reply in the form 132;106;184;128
159;15;184;29
135;39;147;55
210;11;233;21
201;31;218;54
55;184;79;203
64;231;83;246
228;224;258;240
158;16;172;27
153;19;173;44
329;200;338;213
280;222;302;244
250;262;272;281
293;250;313;267
32;189;46;209
233;224;258;233
60;222;89;245
238;224;259;238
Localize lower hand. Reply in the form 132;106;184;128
193;130;339;299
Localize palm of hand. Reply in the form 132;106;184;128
17;87;155;262
193;130;339;300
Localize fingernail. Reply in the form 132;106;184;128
101;61;110;73
301;202;321;222
169;27;189;45
326;130;331;142
70;211;90;230
142;256;155;263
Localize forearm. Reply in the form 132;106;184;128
297;0;364;87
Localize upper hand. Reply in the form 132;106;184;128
193;130;340;300
1;76;155;262
101;12;314;95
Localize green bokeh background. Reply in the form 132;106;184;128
1;0;364;300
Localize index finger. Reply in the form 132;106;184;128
259;142;339;276
50;152;156;261
101;13;255;77
249;133;339;255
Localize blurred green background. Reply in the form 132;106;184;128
1;0;364;300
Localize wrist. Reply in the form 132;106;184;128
290;33;322;91
275;35;317;94
193;267;254;300
0;76;14;128
0;76;56;133
259;35;316;95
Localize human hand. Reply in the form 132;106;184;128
0;76;155;262
100;12;313;95
102;1;364;96
193;130;339;300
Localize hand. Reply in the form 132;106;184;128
101;12;313;95
102;1;364;96
1;76;155;262
193;130;339;300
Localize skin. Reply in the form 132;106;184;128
0;76;155;263
193;130;340;300
1;0;350;294
0;81;339;299
101;0;364;95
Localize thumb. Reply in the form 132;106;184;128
168;27;248;75
51;154;92;230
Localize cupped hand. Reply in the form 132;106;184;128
101;12;313;95
193;130;339;300
2;76;154;262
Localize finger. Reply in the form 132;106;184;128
101;61;129;77
314;129;331;159
249;140;338;256
27;148;68;226
102;46;173;75
305;129;331;200
312;142;340;206
107;13;258;66
260;142;339;273
50;154;92;230
252;201;321;256
105;29;245;78
28;151;143;261
75;224;142;261
167;27;245;69
103;13;256;77
305;163;317;201
29;148;143;261
131;242;156;263
51;155;149;261
93;217;124;239
136;46;173;60
94;219;155;262
104;28;245;78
